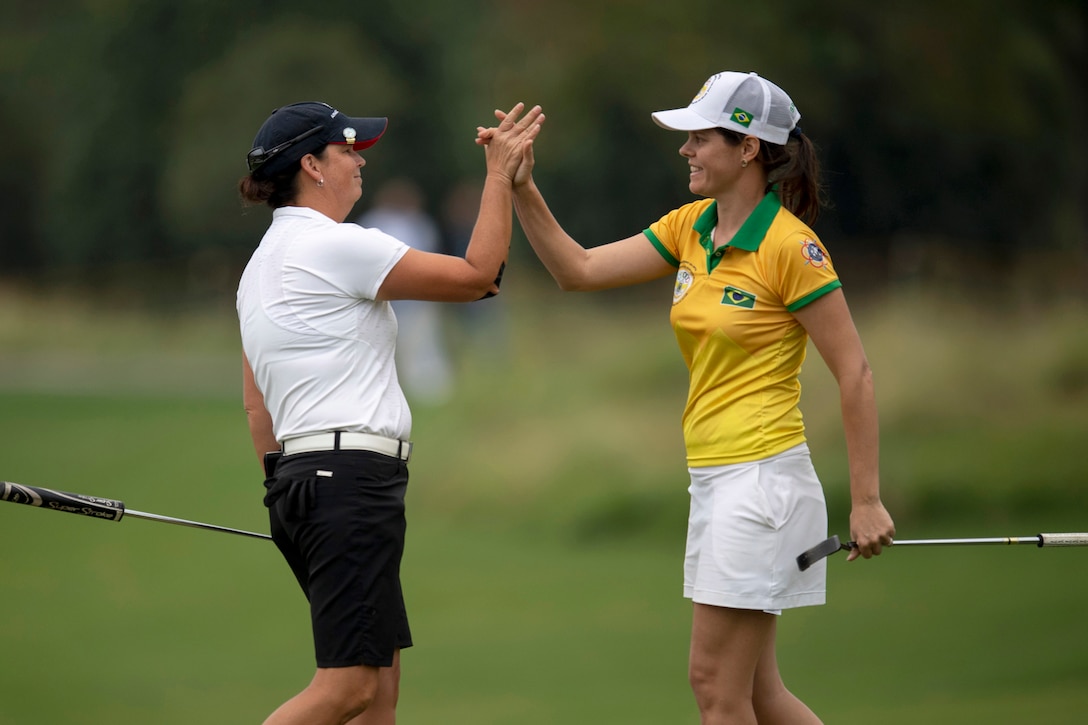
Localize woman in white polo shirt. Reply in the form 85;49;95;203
237;100;542;725
483;72;895;723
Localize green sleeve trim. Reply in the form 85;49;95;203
787;280;842;312
644;229;680;267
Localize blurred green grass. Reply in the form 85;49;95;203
1;281;1086;723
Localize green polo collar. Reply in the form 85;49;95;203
696;191;782;265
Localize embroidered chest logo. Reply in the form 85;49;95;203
800;239;829;269
721;285;756;309
673;268;694;305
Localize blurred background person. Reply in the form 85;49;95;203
441;178;511;366
357;178;454;405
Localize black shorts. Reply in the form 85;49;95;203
263;449;413;668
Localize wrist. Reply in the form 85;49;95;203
485;170;515;186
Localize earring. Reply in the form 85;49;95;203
317;178;325;187
741;159;749;168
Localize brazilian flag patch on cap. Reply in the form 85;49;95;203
730;108;753;127
721;285;756;308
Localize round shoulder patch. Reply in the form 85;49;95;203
673;268;694;304
799;239;828;268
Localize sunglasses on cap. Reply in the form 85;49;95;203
246;125;324;174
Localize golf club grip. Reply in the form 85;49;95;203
1039;533;1088;547
0;481;125;522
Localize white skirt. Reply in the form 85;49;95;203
684;443;827;613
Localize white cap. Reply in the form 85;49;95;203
651;71;801;145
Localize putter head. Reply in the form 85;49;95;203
796;535;844;572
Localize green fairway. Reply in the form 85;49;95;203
1;286;1086;723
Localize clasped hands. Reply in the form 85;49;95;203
477;102;544;187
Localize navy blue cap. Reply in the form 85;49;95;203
246;101;387;179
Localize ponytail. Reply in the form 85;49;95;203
764;131;823;226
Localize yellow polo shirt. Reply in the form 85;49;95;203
644;193;841;467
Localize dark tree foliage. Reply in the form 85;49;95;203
0;0;1082;298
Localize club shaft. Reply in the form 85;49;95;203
125;509;271;540
854;533;1088;548
890;536;1041;546
798;532;1087;571
2;480;270;541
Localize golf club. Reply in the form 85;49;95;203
796;532;1088;571
1;480;271;541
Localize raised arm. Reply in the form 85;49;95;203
480;110;674;292
377;103;543;303
514;177;674;291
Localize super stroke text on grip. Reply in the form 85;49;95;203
46;501;121;519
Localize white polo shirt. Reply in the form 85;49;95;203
237;206;411;443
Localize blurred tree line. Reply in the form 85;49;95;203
0;0;1083;302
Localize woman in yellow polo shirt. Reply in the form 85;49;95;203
483;71;895;723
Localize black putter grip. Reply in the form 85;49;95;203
0;481;125;521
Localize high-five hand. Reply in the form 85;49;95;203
478;105;544;187
481;103;544;185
